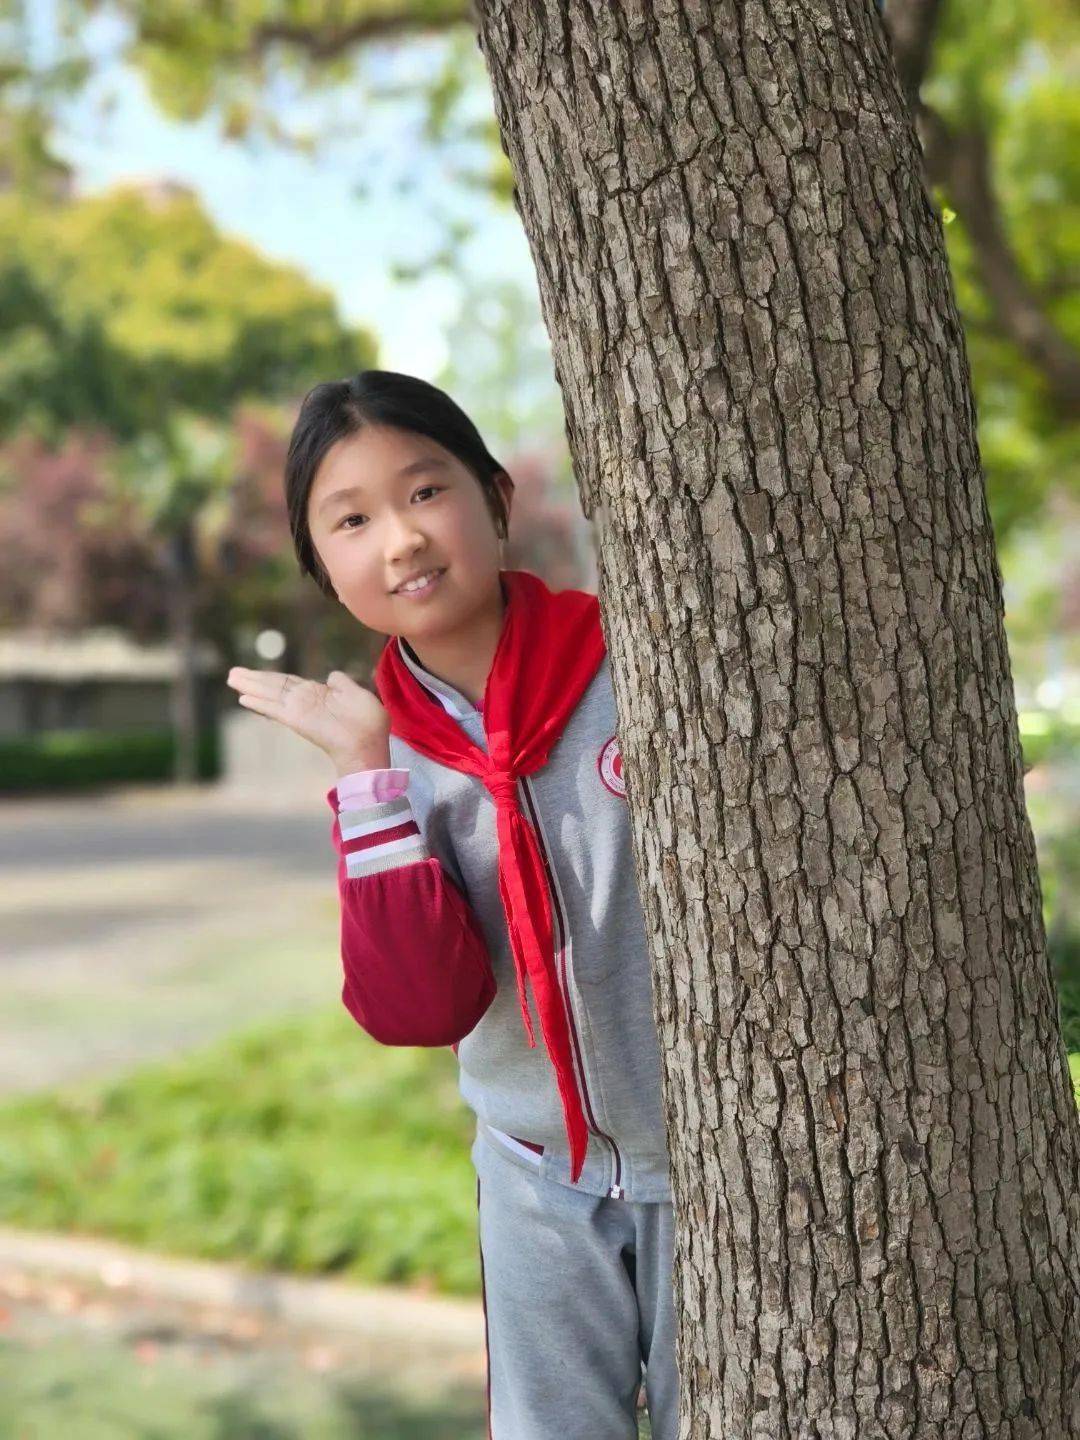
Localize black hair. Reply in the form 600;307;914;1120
284;369;512;600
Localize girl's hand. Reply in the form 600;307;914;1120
225;667;392;772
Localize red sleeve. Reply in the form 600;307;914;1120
327;784;497;1047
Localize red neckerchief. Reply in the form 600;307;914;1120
374;568;606;1184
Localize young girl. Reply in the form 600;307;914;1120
226;369;678;1439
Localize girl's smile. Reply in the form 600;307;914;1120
392;566;447;599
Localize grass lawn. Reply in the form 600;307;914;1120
0;1007;482;1297
0;1331;489;1440
0;1004;1078;1305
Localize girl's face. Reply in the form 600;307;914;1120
305;423;512;641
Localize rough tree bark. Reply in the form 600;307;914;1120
473;2;1080;1435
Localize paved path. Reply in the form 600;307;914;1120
0;780;334;872
0;1224;484;1355
0;781;344;1095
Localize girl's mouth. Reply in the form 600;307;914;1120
394;567;446;599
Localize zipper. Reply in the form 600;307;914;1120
518;775;625;1199
390;660;629;1190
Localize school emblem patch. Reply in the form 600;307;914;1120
597;735;626;798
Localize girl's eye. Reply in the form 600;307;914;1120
339;485;442;531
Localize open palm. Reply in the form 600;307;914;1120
225;666;390;768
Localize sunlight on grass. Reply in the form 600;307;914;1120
0;1007;481;1296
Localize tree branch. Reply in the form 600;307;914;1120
249;3;473;61
883;0;944;106
884;1;1080;419
919;104;1080;420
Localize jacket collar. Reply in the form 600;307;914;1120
396;636;480;721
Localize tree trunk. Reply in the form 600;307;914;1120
165;521;199;785
473;2;1080;1434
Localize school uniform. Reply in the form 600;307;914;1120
326;569;678;1438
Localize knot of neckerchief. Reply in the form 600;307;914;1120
482;772;521;812
372;568;607;1185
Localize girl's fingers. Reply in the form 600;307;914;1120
227;667;288;691
228;669;312;702
227;667;294;686
226;667;273;686
236;694;280;718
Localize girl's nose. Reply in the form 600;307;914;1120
385;519;427;559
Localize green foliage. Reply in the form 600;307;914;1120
0;186;374;443
1000;73;1080;299
926;3;1080;540
0;726;220;791
1017;709;1080;771
0;182;376;654
1042;827;1080;971
115;0;473;125
0;1007;482;1296
1058;968;1080;1055
923;0;1077;130
44;0;1075;540
113;411;237;536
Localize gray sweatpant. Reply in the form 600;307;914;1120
471;1129;679;1439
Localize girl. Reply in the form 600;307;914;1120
226;370;678;1439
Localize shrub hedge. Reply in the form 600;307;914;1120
0;727;220;791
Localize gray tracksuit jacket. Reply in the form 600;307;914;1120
326;636;672;1202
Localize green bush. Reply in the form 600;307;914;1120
0;1008;481;1297
0;1005;1074;1296
0;726;220;791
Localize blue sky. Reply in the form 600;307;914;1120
46;8;539;379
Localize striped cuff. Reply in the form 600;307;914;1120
336;767;410;810
339;794;430;878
